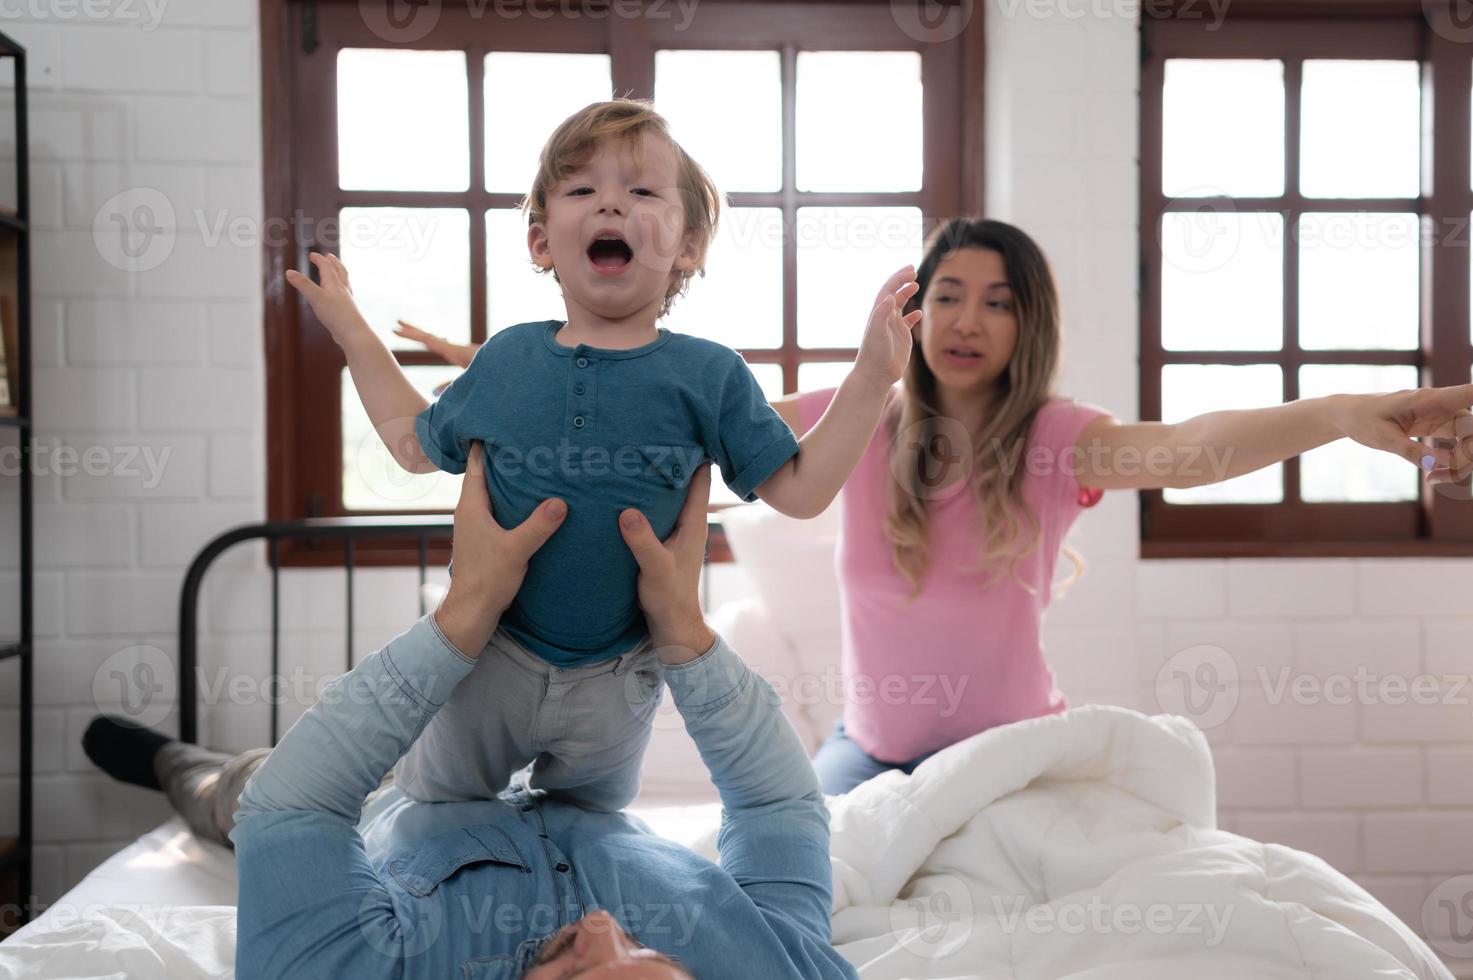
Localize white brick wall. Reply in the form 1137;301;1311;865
5;2;1471;972
0;1;272;908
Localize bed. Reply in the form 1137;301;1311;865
0;511;1460;978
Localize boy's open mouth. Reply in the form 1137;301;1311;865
587;233;633;274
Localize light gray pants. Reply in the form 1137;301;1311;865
393;627;665;812
154;743;400;849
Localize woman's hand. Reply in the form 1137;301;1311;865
1330;385;1473;484
616;464;717;664
285;252;373;351
852;265;922;391
433;441;568;658
394;319;482;368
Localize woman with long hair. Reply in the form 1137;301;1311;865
771;217;1473;792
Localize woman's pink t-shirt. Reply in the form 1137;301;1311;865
798;388;1109;762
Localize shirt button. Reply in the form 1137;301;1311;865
573;416;585;428
555;862;570;873
576;356;589;368
672;464;683;479
574;383;586;395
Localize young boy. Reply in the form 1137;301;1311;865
285;99;920;811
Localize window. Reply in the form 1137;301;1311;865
264;0;981;564
1140;6;1473;556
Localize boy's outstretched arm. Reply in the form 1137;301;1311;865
755;266;921;518
286;251;438;474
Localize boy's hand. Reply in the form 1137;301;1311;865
852;265;922;390
617;463;717;664
285;251;373;350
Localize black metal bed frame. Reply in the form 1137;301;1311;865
177;517;453;747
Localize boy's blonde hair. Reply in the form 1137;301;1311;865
523;98;722;317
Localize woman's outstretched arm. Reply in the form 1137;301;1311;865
1074;384;1473;491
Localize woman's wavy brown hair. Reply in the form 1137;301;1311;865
884;217;1074;598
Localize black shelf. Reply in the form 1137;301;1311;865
0;26;32;932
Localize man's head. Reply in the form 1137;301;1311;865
520;909;694;979
524;99;721;321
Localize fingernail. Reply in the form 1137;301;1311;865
1422;454;1436;472
621;511;638;529
546;500;565;519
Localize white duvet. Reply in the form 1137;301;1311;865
0;706;1452;979
812;704;1452;980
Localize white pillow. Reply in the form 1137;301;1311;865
717;501;844;737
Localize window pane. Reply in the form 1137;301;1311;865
655;50;780;193
340;208;470;350
797;207;923;349
1162;364;1284;504
662;207;783;349
487;208;564;336
796;52;922;192
1301;60;1419;199
338;49;468;192
748;363;784;401
342;365;463;511
1299;365;1419;502
797;360;855;394
485;53;612;193
1162;59;1285;198
1299;212;1418;350
1160;211;1283;351
707;362;785;507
